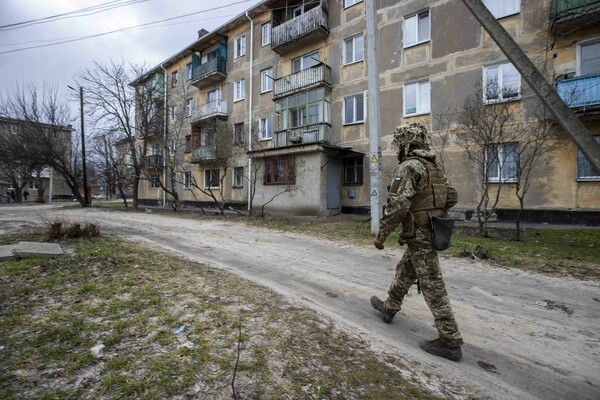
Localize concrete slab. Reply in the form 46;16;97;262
0;245;18;261
12;242;64;258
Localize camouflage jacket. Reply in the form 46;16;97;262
378;149;458;241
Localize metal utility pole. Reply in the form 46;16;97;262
68;85;90;206
366;0;382;235
461;0;600;172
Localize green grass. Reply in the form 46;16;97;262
247;216;600;280
0;234;437;399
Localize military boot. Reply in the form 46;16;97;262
419;338;462;361
370;296;396;324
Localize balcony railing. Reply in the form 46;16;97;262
550;0;600;32
190;56;227;89
191;100;228;124
551;0;600;17
556;75;600;109
273;64;332;99
273;123;331;148
191;145;217;163
271;6;329;54
142;154;164;169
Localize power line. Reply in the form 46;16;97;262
0;0;255;55
0;0;148;31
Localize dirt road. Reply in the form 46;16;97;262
2;204;599;399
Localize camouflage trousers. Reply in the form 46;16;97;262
384;227;463;347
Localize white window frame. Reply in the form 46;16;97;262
485;142;519;183
577;136;600;180
260;68;273;93
262;23;271;46
8;124;17;134
403;80;430;116
233;166;244;188
170;105;176;122
404;10;430;48
184;171;192;189
483;62;521;103
483;0;520;19
171;71;178;88
259;116;273;140
234;34;246;59
292;51;320;73
344;0;363;8
204;169;220;189
343;34;364;65
28;181;38;190
150;173;160;189
577;38;600;77
234;79;245;102
186;98;193;117
185;62;192;80
343;93;366;125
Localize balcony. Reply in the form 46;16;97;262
273;64;332;99
550;0;600;34
271;5;329;55
273;123;331;148
142;154;164;169
557;74;600;111
191;100;228;124
190;56;227;89
190;145;217;164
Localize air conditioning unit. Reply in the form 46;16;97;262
290;136;302;143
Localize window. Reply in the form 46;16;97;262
185;62;192;80
344;157;364;184
344;0;362;8
483;0;520;19
186;98;193;117
261;68;273;93
484;62;520;102
344;35;364;65
404;11;430;48
578;39;600;76
185;135;191;153
344;93;365;124
234;34;246;59
404;80;430;116
259;116;273;140
28;181;38;190
204;169;221;189
171;71;178;88
577;136;600;180
264;157;295;185
8;124;17;134
206;88;220;107
485;143;518;182
233;167;244;188
262;23;271;46
184;171;192;189
170;105;176;122
234;79;245;101
292;51;319;73
275;88;332;132
150;173;160;189
234;123;245;144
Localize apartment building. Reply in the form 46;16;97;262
0;117;73;202
132;0;600;223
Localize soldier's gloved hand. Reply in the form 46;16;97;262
374;236;385;250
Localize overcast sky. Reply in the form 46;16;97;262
0;0;263;99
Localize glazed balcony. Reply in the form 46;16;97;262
191;100;228;124
271;5;329;55
190;56;227;89
273;64;332;99
142;154;164;170
273;123;331;148
556;74;600;111
190;145;217;164
550;0;600;34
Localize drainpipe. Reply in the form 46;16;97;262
160;64;168;208
245;11;254;213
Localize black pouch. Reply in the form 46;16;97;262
430;214;454;251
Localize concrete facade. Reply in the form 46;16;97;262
133;0;600;221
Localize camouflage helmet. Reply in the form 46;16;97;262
392;122;432;154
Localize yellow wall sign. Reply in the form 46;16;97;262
370;155;378;163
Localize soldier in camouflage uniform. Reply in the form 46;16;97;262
370;122;463;361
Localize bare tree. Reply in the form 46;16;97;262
0;84;86;206
76;60;161;209
431;102;457;174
